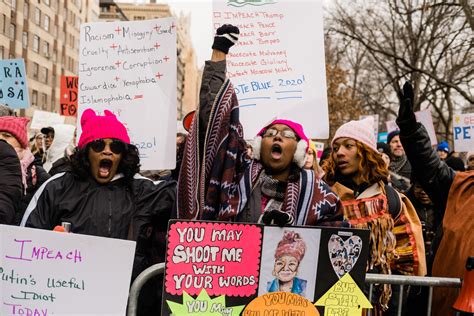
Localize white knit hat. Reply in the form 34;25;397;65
331;117;378;153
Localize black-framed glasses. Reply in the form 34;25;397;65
89;139;125;154
262;128;297;139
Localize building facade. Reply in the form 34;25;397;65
99;1;199;119
0;0;100;117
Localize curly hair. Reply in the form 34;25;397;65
322;140;388;186
70;140;140;182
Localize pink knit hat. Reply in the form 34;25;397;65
274;230;306;262
331;117;378;153
252;119;309;168
78;109;130;148
0;116;30;148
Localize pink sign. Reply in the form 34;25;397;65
165;221;262;296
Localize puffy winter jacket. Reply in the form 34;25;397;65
0;140;22;224
21;172;176;275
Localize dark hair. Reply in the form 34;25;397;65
70;140;140;182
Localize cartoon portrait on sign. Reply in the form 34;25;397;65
258;226;320;300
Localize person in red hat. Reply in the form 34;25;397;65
21;109;176;315
0;116;50;224
178;25;345;228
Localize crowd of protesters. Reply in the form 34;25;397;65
0;24;472;316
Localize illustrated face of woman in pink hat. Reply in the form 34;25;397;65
260;124;298;180
87;138;125;184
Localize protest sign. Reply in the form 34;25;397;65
315;273;372;315
30;110;65;130
0;59;29;109
0;225;135;315
212;0;329;138
385;109;437;145
453;113;474;152
378;132;388;143
162;221;370;315
60;76;78;117
78;18;177;170
360;114;379;142
314;141;325;159
244;292;319;315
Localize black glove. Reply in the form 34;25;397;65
262;210;294;227
396;81;416;125
212;24;240;54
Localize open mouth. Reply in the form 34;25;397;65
271;144;282;160
98;159;113;178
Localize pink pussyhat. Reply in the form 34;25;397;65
251;119;309;168
78;109;130;148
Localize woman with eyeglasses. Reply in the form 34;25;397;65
20;109;176;314
178;24;346;228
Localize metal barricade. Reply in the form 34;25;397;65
365;273;462;316
127;262;165;316
127;265;462;316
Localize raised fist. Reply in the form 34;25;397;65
212;24;240;54
397;81;416;124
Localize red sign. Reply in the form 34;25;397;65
60;76;78;116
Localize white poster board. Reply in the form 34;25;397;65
212;0;328;139
30;110;65;130
0;225;135;315
78;18;177;170
360;114;379;142
453;113;474;152
386;109;437;145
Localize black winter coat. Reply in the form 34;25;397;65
0;140;22;224
21;172;176;275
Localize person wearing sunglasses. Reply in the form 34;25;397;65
178;24;346;228
21;109;176;315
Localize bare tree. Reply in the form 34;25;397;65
325;0;473;142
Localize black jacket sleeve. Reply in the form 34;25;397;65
397;120;454;213
0;140;22;225
22;175;60;229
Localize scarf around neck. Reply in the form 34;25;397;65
390;155;408;174
15;147;35;194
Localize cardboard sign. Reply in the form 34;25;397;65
78;18;177;170
162;221;370;315
315;273;372;315
244;292;319;315
60;76;78;117
453;113;474;152
386;109;437;145
0;225;136;315
0;59;29;109
30;110;65;130
212;0;329;138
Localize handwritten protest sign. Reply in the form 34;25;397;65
314;141;325;159
0;225;135;315
453;113;474;152
0;59;29;109
315;273;372;316
162;221;370;315
244;292;319;315
360;114;379;142
213;0;329;138
60;76;78;117
386;109;437;145
78;18;177;170
30;110;65;130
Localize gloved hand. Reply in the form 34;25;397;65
262;210;294;227
212;24;240;54
396;81;416;125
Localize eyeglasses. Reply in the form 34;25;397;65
262;128;296;139
89;139;125;154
